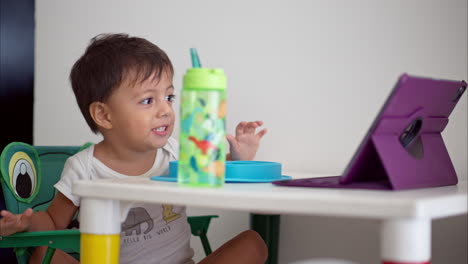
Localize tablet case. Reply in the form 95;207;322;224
273;74;467;190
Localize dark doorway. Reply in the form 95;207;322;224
0;0;35;262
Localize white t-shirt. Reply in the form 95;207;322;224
54;137;195;264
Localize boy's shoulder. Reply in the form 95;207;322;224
65;144;94;169
74;143;93;158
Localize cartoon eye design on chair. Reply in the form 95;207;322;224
10;152;37;198
9;151;38;199
1;143;41;203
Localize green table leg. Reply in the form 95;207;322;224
250;214;280;264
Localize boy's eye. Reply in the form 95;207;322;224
140;98;153;105
166;94;176;102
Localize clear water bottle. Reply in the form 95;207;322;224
178;49;227;187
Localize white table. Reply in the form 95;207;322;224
73;177;467;264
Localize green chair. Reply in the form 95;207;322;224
0;142;217;263
188;215;218;255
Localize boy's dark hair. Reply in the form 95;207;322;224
69;33;174;133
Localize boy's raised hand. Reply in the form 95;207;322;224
0;208;33;236
227;121;267;161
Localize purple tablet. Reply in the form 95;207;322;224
273;74;467;190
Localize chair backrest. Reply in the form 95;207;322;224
0;142;84;214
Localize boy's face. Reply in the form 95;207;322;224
104;69;175;151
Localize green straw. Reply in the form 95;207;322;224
190;48;201;68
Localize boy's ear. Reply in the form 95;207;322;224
89;102;112;130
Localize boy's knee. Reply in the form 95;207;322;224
239;230;268;262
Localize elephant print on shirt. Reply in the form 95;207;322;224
121;207;154;236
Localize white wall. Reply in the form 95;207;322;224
35;1;467;263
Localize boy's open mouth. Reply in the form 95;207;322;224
153;126;167;132
152;126;168;135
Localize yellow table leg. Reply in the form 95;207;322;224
81;233;120;264
79;198;122;264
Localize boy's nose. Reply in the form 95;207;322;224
155;103;171;117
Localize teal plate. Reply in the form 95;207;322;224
151;160;291;183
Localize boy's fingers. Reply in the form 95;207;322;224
235;122;246;135
245;122;258;134
1;210;14;219
23;208;33;216
21;209;33;223
256;128;268;139
226;134;238;150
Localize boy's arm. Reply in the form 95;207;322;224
226;121;267;161
29;192;78;232
0;192;78;235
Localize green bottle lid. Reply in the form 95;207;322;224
183;68;226;90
